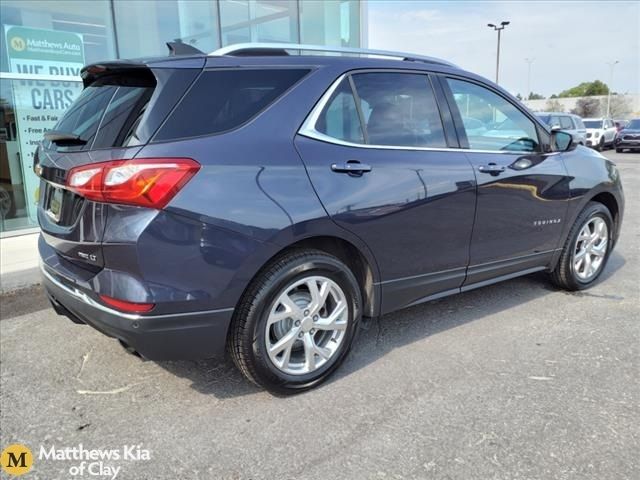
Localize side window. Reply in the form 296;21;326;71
351;73;447;148
447;78;539;152
559;116;573;130
316;79;364;143
549;115;561;128
575;118;585;129
155;68;310;141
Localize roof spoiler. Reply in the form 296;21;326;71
166;41;204;56
80;61;155;87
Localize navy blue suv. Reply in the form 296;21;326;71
37;43;624;393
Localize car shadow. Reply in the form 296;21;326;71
156;251;626;399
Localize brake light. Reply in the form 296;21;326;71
100;295;155;313
66;158;200;209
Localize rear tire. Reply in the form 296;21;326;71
551;202;613;291
228;249;361;394
616;148;622;153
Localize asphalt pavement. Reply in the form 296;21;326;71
1;150;638;480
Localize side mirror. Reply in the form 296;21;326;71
552;130;576;152
551;124;561;131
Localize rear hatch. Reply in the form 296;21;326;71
37;59;202;271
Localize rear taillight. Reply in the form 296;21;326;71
66;158;200;209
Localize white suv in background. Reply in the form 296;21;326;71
583;118;617;151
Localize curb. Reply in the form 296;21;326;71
0;268;41;295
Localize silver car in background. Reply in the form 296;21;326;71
535;112;587;145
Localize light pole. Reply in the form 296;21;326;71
606;60;619;118
487;21;510;84
525;57;535;101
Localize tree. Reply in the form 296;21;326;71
516;93;523;100
527;92;545;100
571;97;601;117
558;80;609;97
545;99;564;112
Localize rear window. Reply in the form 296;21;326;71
154;68;310;141
559;116;573;129
52;74;155;151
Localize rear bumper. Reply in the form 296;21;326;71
42;264;233;360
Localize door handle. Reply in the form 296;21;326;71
331;160;372;176
478;163;506;175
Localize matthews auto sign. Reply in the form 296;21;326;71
5;25;84;76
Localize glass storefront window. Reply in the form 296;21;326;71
220;0;298;45
113;0;220;58
300;0;360;47
0;0;363;235
0;78;83;232
1;0;113;233
0;0;116;72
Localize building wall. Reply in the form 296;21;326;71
0;0;365;235
524;94;640;118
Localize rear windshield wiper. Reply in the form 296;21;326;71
44;130;87;146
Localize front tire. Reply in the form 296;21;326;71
551;202;613;291
228;249;361;394
596;137;604;151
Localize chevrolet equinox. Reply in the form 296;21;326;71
37;43;624;393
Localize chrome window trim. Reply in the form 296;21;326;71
298;73;548;156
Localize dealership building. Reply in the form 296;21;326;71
0;0;367;239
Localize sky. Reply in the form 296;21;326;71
367;0;640;97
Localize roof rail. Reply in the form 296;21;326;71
210;43;457;68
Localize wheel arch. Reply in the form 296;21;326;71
589;191;621;244
229;233;381;321
263;235;380;318
551;183;623;272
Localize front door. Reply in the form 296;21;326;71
443;77;570;286
296;71;477;313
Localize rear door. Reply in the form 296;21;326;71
296;70;477;313
442;76;569;287
603;119;617;143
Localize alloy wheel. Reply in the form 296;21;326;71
573;216;608;281
265;275;348;375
